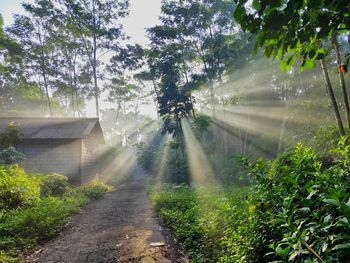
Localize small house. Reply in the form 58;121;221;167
0;117;105;185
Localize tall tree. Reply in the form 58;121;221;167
7;0;59;116
0;14;22;111
158;0;246;114
58;0;129;118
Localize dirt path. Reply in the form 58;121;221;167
26;166;187;263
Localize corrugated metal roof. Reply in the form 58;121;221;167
0;117;105;142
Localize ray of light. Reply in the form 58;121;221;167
201;108;281;138
153;134;171;188
182;119;219;188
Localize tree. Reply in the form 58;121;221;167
58;0;129;118
7;1;59;116
233;0;350;135
158;0;249;114
0;14;22;112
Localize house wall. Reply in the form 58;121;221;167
16;139;82;185
81;131;100;184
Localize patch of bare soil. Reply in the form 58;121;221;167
25;166;188;263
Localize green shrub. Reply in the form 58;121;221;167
79;182;108;199
243;140;350;262
40;173;69;197
0;165;40;211
0;147;25;165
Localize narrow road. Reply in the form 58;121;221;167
27;166;186;263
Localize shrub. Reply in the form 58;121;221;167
0;165;40;211
0;147;24;165
244;140;350;262
40;173;69;197
0;122;23;149
79;182;108;199
151;140;350;263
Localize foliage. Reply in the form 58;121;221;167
243;140;350;262
191;114;212;138
0;194;88;254
0;165;40;211
309;126;340;156
40;173;69;197
0;250;17;263
78;182;108;200
0;164;108;260
0;122;23;148
152;140;350;262
135;141;160;173
0;147;24;165
151;184;252;262
233;0;350;70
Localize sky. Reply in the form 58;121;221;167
0;0;161;118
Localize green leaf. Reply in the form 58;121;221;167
300;59;316;71
332;243;350;251
252;0;261;10
323;198;340;207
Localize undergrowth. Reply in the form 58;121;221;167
0;165;108;262
150;137;350;262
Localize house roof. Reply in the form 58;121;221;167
0;117;105;143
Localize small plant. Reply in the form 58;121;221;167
79;182;108;199
40;173;69;197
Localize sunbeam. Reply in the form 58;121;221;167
182;119;219;188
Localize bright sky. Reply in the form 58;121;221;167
0;0;161;118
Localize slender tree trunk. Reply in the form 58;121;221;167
42;70;52;117
209;79;216;116
320;59;345;136
332;33;350;130
69;71;76;117
114;101;121;130
92;1;99;118
92;37;100;118
72;57;80;117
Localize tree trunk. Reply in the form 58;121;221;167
332;33;350;131
93;36;100;118
320;59;345;136
42;70;52;117
69;71;76;117
114;101;122;130
209;79;216;116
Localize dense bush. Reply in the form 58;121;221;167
40;173;69;197
151;139;350;262
0;165;40;211
0;147;25;165
243;139;350;262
